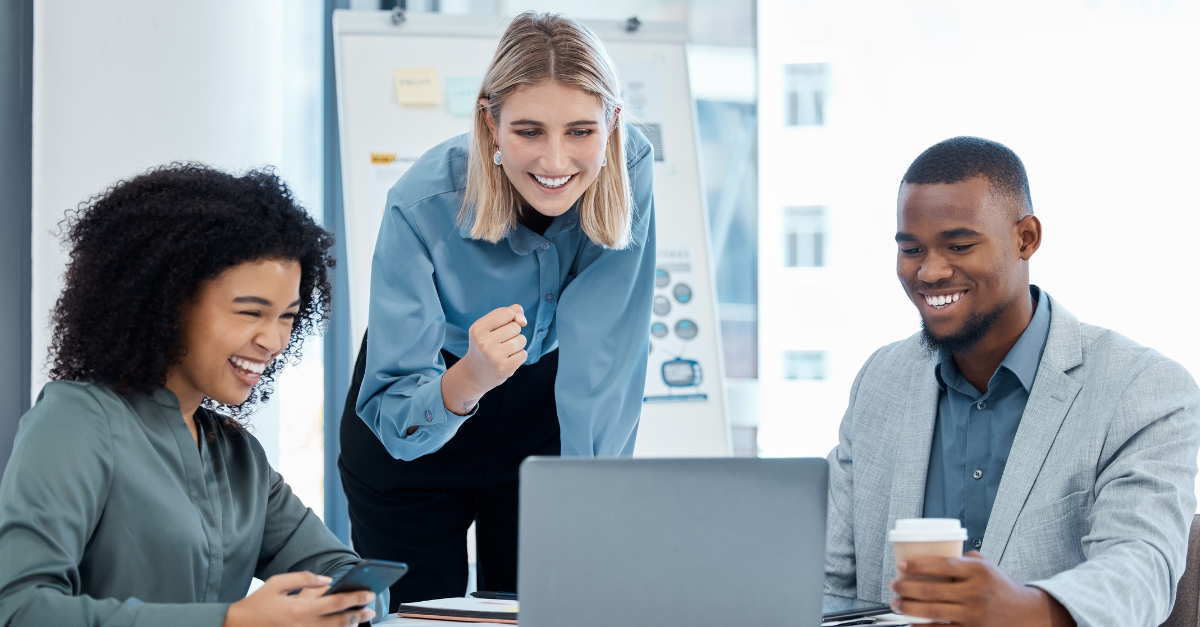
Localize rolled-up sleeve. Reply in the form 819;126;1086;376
553;141;656;456
356;189;477;462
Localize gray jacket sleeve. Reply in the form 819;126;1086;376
824;348;883;599
0;384;230;627
1031;358;1200;627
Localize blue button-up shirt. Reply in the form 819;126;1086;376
356;129;656;461
922;286;1051;551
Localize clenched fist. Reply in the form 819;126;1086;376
440;304;528;417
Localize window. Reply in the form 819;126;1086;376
783;351;828;381
696;99;758;379
784;63;830;126
783;206;826;268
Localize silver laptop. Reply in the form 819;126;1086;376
518;457;828;627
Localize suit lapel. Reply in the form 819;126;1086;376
981;295;1084;564
881;361;940;598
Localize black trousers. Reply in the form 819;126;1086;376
339;347;560;611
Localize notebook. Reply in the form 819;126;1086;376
395;597;518;624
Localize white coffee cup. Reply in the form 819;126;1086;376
888;518;968;623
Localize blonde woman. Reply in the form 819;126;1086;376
339;11;655;608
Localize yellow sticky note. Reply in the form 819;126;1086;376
394;67;441;105
370;152;397;165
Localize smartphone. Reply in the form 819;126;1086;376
821;593;890;621
322;559;408;610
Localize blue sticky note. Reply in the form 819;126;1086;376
445;77;482;117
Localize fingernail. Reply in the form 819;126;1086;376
898;562;907;573
366;592;376;602
318;575;332;583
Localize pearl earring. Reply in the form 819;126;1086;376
601;155;607;166
493;148;502;165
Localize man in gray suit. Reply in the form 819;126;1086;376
825;136;1200;627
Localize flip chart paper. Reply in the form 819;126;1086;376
394;67;441;105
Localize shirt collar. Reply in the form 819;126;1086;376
147;387;181;409
934;285;1052;395
458;206;579;255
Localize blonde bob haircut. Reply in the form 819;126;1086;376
463;12;634;250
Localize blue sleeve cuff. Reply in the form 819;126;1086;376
379;373;477;461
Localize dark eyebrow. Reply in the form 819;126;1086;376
233;296;302;308
895;232;918;243
937;227;982;239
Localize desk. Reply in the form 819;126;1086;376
377;617;508;626
375;613;918;626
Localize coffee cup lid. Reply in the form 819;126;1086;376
888;518;967;543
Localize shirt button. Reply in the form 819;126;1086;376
976;401;986;410
540;243;549;250
536;330;544;337
545;293;553;301
973;538;982;549
424;410;433;422
973;469;983;480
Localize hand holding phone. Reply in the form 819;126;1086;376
322;559;409;610
223;571;378;627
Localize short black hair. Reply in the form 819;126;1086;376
902;136;1033;216
49;163;334;426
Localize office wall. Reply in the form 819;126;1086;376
31;0;300;467
757;0;1200;458
0;0;33;478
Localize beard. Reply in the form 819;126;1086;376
920;301;1009;357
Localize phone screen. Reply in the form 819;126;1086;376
822;593;890;621
323;559;409;607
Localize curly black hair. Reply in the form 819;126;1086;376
48;162;335;427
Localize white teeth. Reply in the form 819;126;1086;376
533;174;571;188
924;292;964;309
229;356;266;374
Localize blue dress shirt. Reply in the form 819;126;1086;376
356;129;656;461
923;286;1052;551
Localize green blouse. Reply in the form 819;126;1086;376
0;381;386;626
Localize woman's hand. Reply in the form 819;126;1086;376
441;304;528;416
224;572;377;627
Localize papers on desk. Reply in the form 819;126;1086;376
822;614;934;626
396;597;518;624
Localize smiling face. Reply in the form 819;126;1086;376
166;258;301;409
895;176;1041;352
483;80;612;217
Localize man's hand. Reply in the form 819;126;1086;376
889;552;1075;627
439;305;528;418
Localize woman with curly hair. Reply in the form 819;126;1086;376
0;164;385;627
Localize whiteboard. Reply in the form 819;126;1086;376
333;11;729;457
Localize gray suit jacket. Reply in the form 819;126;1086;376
825;293;1200;627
